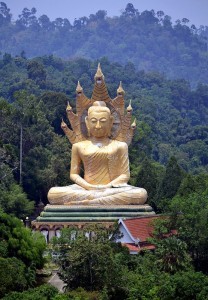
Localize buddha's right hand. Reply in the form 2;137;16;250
74;175;96;190
84;184;97;190
86;184;112;190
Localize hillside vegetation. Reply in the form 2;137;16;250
0;2;208;86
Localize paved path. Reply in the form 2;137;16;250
48;271;66;292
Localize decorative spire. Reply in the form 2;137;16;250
127;100;132;113
61;64;136;145
131;118;136;129
117;81;125;96
94;63;105;82
76;81;83;95
61;118;67;129
91;63;110;103
66;101;72;112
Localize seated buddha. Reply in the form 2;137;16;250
47;64;147;206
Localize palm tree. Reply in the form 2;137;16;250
155;236;192;273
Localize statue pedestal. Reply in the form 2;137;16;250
32;204;155;241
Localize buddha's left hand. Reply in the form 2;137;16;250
112;183;128;188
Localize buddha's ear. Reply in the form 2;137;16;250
85;116;90;136
108;115;114;137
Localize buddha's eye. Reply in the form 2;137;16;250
100;118;107;123
90;118;97;123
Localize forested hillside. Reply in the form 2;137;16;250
0;2;208;86
0;55;208;209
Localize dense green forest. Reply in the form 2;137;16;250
0;2;208;299
1;2;208;86
2;215;208;299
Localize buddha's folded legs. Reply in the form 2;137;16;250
48;184;147;205
48;184;89;204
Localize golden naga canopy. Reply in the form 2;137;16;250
61;63;137;145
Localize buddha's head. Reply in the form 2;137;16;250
85;101;113;138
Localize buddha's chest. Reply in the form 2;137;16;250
79;142;120;163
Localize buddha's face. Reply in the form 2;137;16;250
86;109;113;138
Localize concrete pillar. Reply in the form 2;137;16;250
48;229;55;241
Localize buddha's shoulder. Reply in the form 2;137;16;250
73;140;90;148
112;140;128;149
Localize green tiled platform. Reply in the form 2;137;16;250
36;204;155;222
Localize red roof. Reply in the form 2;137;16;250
122;215;161;242
123;243;139;252
123;243;155;253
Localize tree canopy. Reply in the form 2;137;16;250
0;211;46;297
0;2;208;86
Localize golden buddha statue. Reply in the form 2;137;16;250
48;64;147;206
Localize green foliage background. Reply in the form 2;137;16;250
1;2;208;87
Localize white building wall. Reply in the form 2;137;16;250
117;224;135;243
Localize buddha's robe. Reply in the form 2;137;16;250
48;140;147;205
